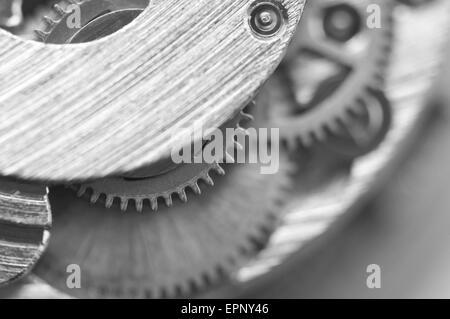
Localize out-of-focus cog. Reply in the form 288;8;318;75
258;0;394;147
35;152;293;298
0;0;22;28
29;0;296;298
323;88;392;159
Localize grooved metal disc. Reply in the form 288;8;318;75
0;0;305;181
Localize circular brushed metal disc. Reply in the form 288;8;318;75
0;0;305;181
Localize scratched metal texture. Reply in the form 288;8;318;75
0;0;304;181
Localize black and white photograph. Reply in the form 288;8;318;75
0;0;449;303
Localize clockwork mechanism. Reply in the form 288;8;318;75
0;0;448;299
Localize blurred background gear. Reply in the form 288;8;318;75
323;88;392;159
259;0;394;147
228;0;450;298
74;110;252;212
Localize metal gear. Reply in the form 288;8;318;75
74;110;253;212
0;0;303;181
34;0;254;211
35;150;293;298
258;0;394;147
0;0;22;28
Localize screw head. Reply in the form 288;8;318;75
249;1;285;37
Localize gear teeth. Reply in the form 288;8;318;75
178;189;188;203
45;150;294;298
271;0;394;148
312;127;326;142
34;30;49;41
120;198;129;211
74;109;249;212
53;4;67;16
34;0;86;42
43;16;57;28
76;185;87;197
213;164;226;176
241;111;254;122
190;183;202;195
150;198;158;211
164;194;173;207
202;173;215;187
238;108;254;127
135;199;144;213
105;195;114;209
90;191;100;204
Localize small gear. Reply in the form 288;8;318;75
35;150;293;298
74;110;252;212
258;0;394;147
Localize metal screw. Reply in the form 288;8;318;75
249;1;285;37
